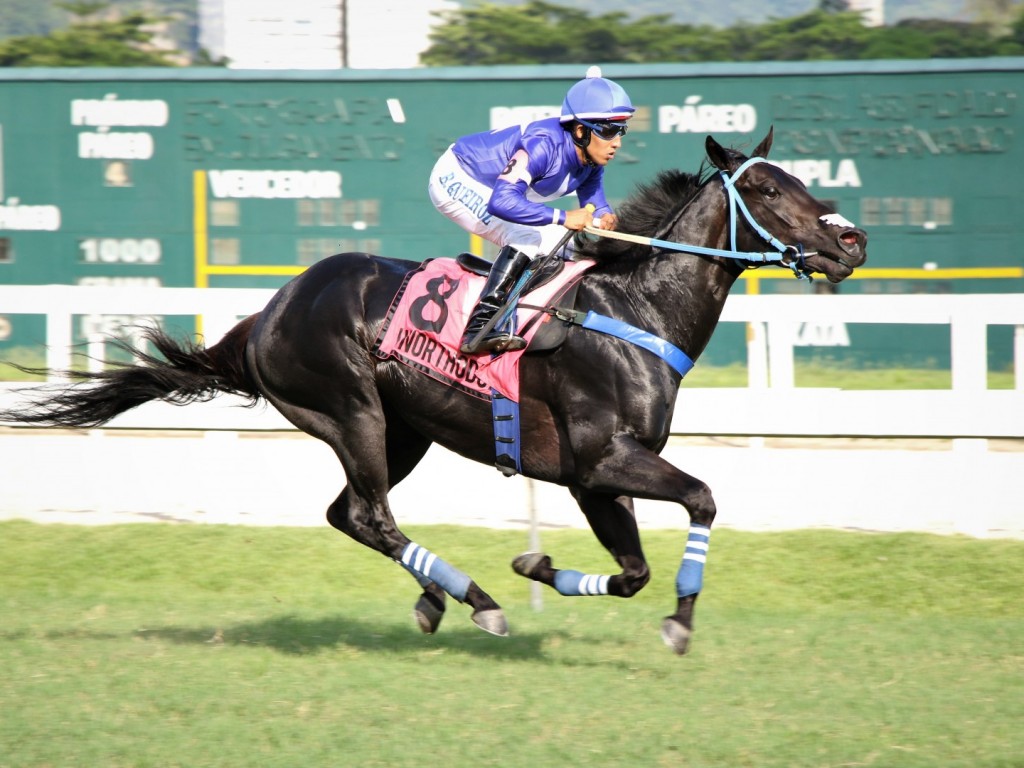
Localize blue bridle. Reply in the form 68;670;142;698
595;157;814;279
719;157;810;278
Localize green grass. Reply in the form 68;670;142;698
684;361;1017;389
2;521;1021;767
0;347;49;381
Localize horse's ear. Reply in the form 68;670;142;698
752;126;774;159
705;135;731;171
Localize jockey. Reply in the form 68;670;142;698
428;67;634;354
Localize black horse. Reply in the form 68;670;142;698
2;130;866;654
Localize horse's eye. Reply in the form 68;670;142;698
762;185;779;200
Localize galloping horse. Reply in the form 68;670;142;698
2;130;867;654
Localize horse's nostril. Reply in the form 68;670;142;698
839;229;866;250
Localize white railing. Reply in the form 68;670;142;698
702;293;1024;439
1;285;1022;439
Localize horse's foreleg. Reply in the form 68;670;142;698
512;553;629;596
512;490;651;598
573;434;717;655
661;523;712;655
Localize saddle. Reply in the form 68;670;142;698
455;252;584;352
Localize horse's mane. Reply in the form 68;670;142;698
579;166;714;264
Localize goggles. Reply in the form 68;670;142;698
579;118;629;141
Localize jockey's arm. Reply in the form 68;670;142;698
489;149;604;230
488;149;565;226
488;179;567;226
576;171;616;230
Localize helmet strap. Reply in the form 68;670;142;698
571;123;597;166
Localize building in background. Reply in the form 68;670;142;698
849;0;885;26
198;0;457;69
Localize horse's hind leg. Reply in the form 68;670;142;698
324;484;506;636
380;414;448;635
271;395;507;637
513;489;651;598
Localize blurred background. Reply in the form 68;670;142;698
0;0;1021;373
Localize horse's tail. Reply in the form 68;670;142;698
0;314;263;428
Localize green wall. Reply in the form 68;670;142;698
1;60;1021;366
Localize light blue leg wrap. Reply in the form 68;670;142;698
400;542;471;602
675;524;711;598
554;570;611;596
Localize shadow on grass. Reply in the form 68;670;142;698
134;612;568;662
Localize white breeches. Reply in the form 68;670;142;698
427;146;571;259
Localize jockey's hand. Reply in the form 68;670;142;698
563;207;595;231
592;213;619;231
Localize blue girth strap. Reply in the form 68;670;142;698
580;311;695;378
486;312;692;476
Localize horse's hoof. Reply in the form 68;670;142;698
413;592;445;635
512;552;550;579
471;609;509;637
660;617;692;655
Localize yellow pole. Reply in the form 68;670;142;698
470;233;484;257
193;170;209;289
193;170;209;338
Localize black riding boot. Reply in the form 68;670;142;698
460;245;532;355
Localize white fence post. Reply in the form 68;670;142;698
46;308;73;382
950;312;988;392
87;334;105;374
1015;325;1024;391
766;320;796;388
746;321;769;389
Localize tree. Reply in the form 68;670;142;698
424;2;596;65
965;0;1021;32
869;18;1002;58
0;2;183;67
423;1;729;66
724;10;874;61
1002;5;1024;46
422;0;1024;65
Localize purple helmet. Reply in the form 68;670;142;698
560;67;635;124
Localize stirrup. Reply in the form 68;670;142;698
486;332;527;354
460;329;525;355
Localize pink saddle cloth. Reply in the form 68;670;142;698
374;257;594;401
